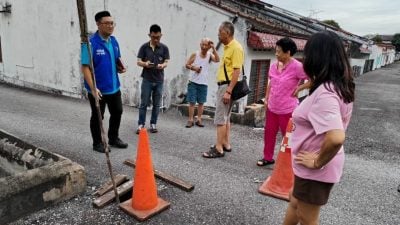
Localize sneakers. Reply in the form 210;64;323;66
150;124;158;133
93;143;106;153
108;138;128;148
136;124;144;134
136;124;158;134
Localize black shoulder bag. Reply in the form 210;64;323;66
223;64;251;101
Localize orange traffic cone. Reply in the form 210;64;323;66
119;128;170;221
258;118;294;201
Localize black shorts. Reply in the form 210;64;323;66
292;175;334;205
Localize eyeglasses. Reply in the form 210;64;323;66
149;35;162;40
100;21;116;27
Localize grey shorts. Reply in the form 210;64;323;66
214;84;233;125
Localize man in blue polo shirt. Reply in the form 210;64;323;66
81;11;128;153
136;24;170;134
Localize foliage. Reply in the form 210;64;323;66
322;20;340;29
372;35;382;43
392;33;400;52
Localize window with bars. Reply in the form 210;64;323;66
247;59;271;105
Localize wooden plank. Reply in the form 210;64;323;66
123;159;194;192
92;180;133;208
93;174;128;196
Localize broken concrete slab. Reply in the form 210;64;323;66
0;129;86;224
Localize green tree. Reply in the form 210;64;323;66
372;35;382;43
392;33;400;52
322;20;340;29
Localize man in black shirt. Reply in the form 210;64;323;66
136;24;170;134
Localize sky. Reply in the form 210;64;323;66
261;0;400;36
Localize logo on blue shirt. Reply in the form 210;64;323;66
96;49;106;56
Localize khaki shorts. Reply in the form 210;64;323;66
214;84;233;125
292;175;334;205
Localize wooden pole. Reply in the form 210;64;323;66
76;0;120;204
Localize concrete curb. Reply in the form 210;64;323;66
170;103;266;127
0;129;86;224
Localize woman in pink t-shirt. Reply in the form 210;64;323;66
257;37;309;166
282;31;355;225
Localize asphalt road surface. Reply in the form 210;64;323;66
1;62;400;225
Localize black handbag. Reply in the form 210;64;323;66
223;64;251;101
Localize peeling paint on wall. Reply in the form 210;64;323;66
168;72;190;105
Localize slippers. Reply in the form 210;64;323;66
257;159;275;166
223;147;232;152
203;146;225;158
195;121;204;127
185;121;194;128
210;145;232;152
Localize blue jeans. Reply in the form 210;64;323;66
138;79;163;125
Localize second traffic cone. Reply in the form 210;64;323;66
258;118;294;201
119;128;170;221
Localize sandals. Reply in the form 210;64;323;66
210;145;232;152
185;121;194;128
202;146;225;158
257;159;275;166
186;120;204;128
195;121;205;127
223;146;232;152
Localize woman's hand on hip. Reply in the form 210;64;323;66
294;151;319;169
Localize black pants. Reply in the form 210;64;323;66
88;91;123;145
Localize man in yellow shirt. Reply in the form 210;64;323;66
203;21;244;158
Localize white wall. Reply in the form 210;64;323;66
0;0;314;113
350;58;366;68
349;58;366;76
369;45;383;70
101;0;241;108
1;0;261;109
395;53;400;61
387;49;396;64
0;0;82;97
369;46;396;69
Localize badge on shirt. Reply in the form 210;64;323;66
96;49;106;56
